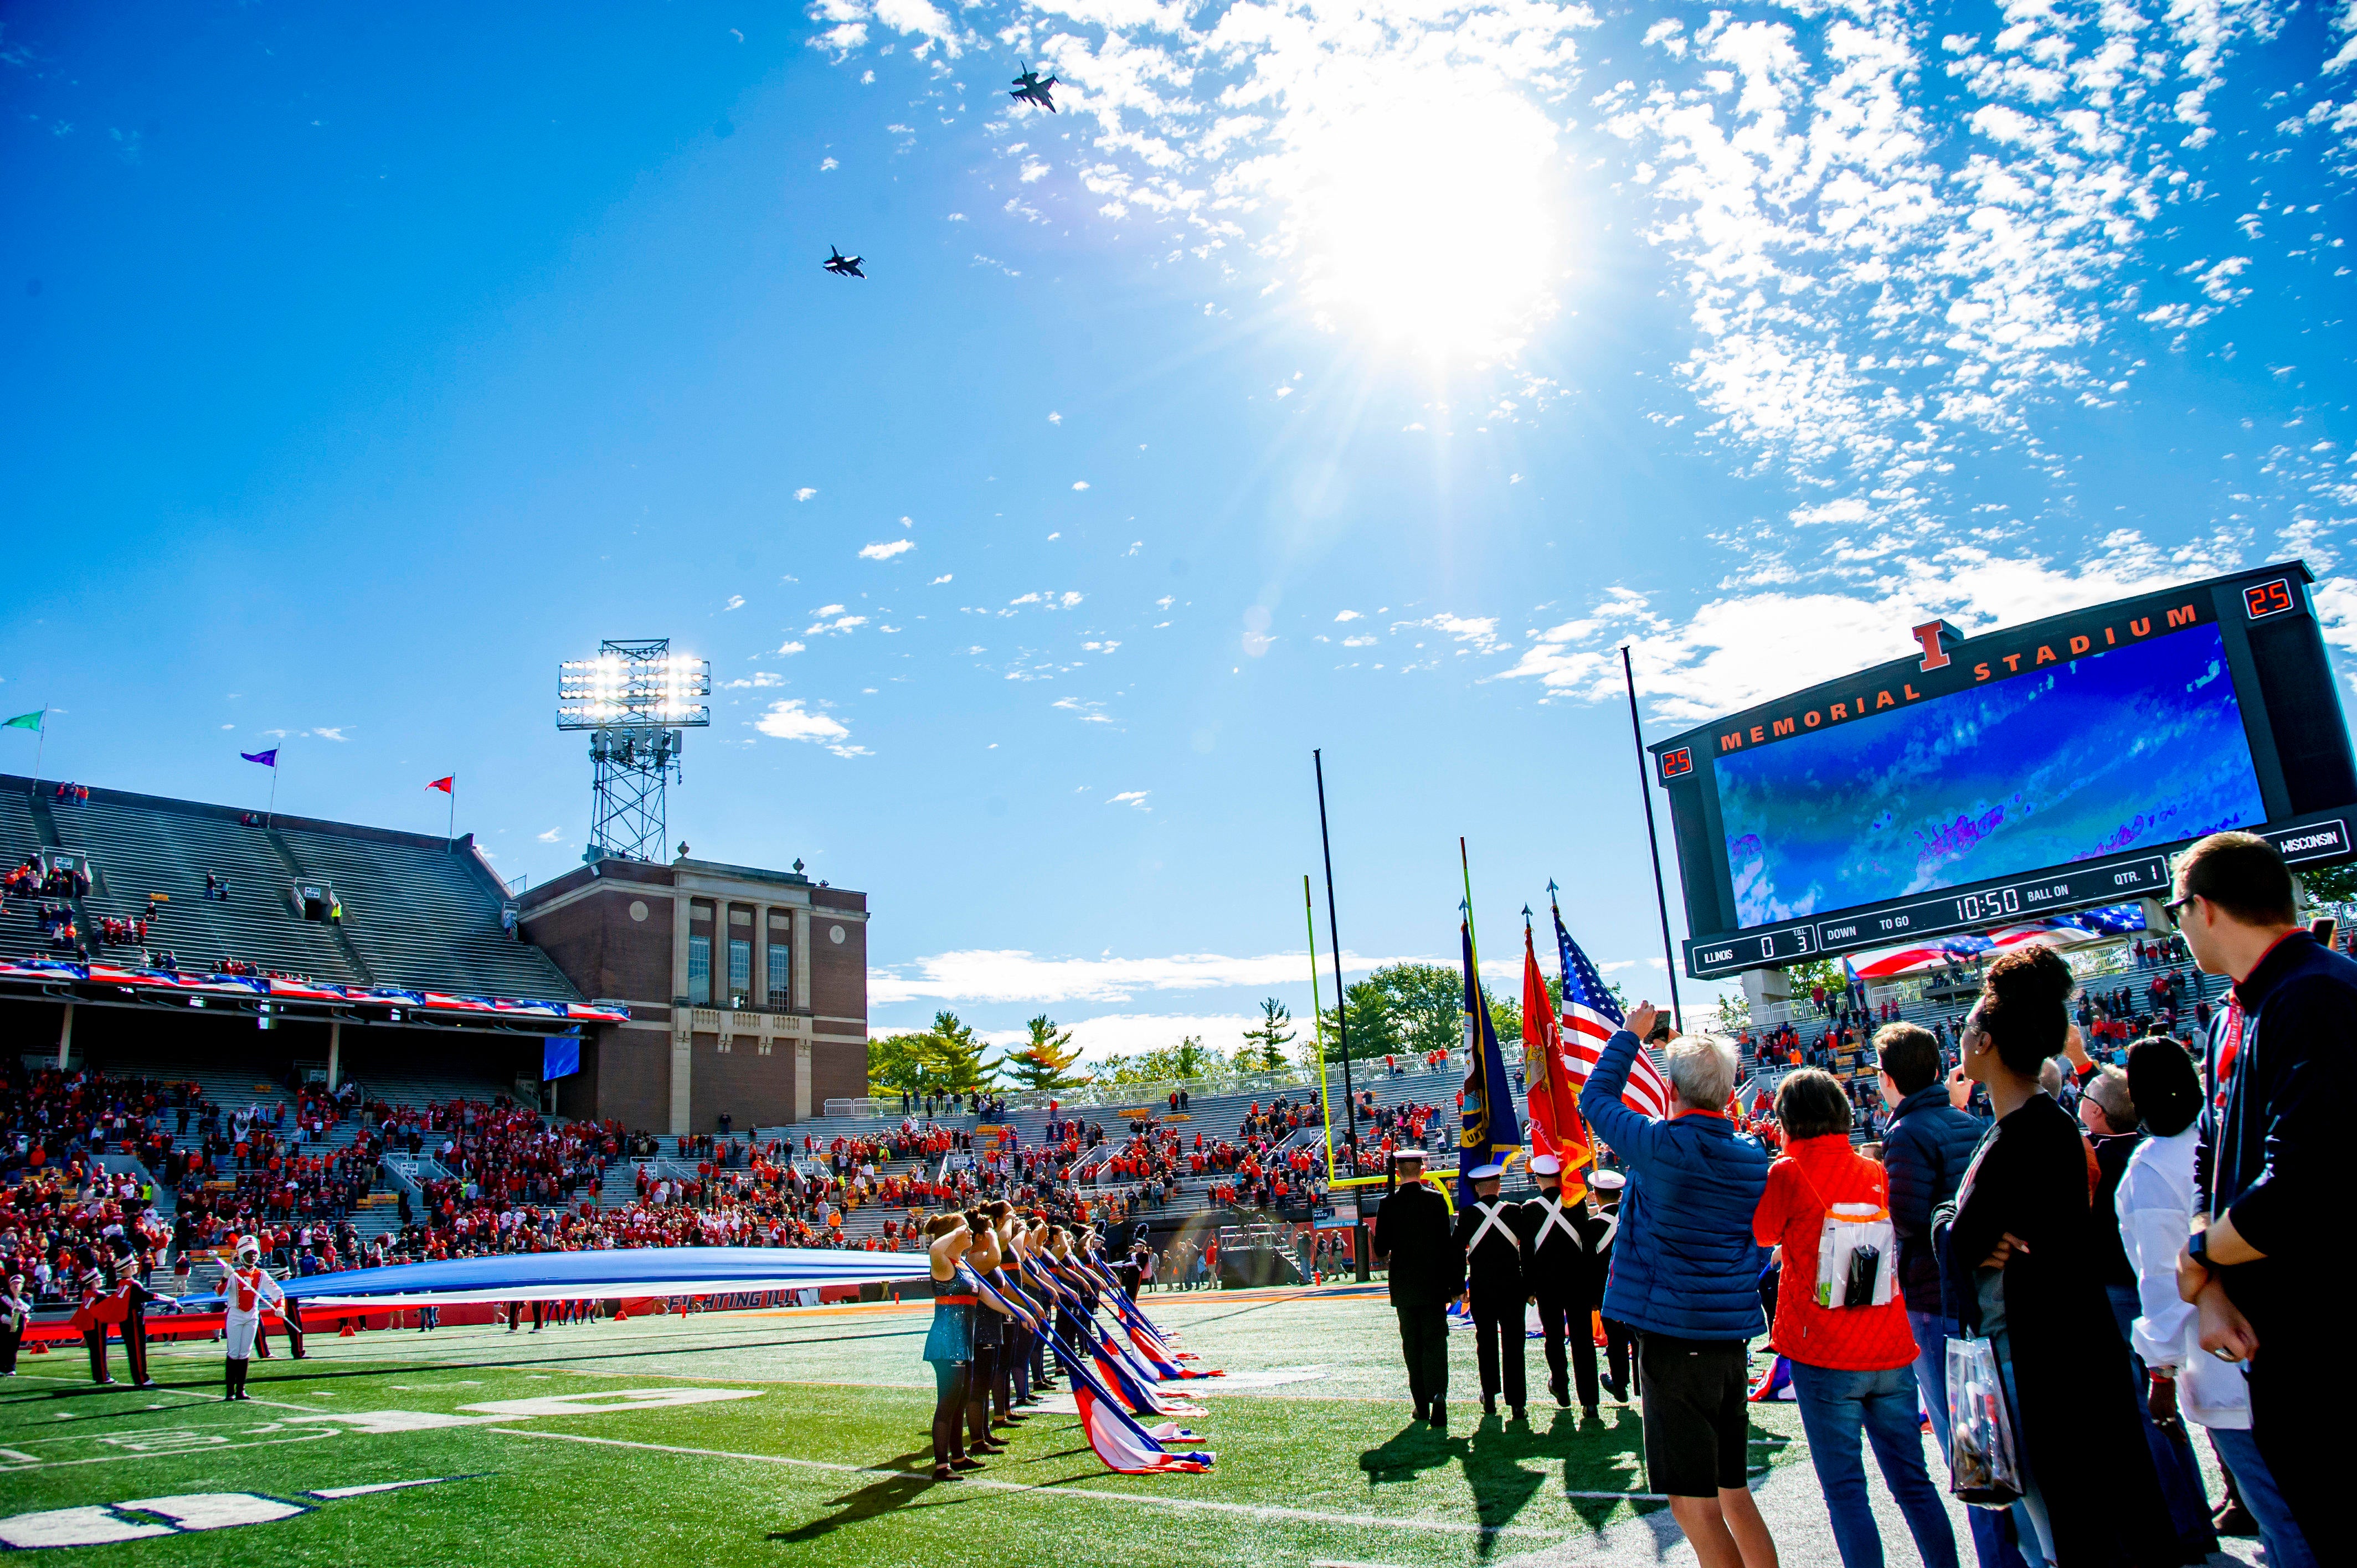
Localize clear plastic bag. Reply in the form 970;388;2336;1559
1814;1202;1896;1308
1944;1335;2025;1508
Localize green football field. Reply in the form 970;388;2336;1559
0;1287;2256;1566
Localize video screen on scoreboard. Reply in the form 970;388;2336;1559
1715;621;2267;927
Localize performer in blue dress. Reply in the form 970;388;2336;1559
922;1214;981;1479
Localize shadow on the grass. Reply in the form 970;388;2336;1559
1359;1405;1665;1555
765;1449;950;1542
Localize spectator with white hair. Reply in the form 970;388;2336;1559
1582;1005;1776;1568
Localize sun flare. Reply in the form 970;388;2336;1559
1292;86;1562;357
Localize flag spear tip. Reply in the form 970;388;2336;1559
1546;877;1558;894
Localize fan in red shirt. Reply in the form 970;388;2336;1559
1751;1069;1959;1568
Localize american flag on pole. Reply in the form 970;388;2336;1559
1553;900;1671;1119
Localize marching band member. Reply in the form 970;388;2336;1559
1454;1160;1528;1421
1;1272;29;1376
920;1214;981;1479
222;1235;286;1401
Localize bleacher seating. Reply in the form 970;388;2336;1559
0;774;580;1003
51;796;361;981
276;824;572;999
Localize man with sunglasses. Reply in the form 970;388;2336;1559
2164;831;2354;1563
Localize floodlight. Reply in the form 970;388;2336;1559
558;637;710;863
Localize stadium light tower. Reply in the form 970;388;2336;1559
557;638;711;864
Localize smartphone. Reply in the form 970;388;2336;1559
1645;1022;1673;1045
2312;916;2338;949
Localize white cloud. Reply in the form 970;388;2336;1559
1493;537;2238;722
795;487;818;502
1053;696;1114;723
776;640;807;656
812;604;846;616
1341;635;1376;648
860;539;916;560
866;946;1401;1008
929;574;954;585
724;672;786;689
310;727;349;742
1334;610;1362;622
722;595;745;611
1048;411;1063;424
754;699;870;757
1406;613;1504;654
804;613;868;635
1107;790;1150;807
1071;481;1091;491
536;827;563;843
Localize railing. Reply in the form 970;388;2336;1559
840;1055;1471;1124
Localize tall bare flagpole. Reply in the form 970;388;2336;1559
1313;748;1368;1282
1619;643;1685;1034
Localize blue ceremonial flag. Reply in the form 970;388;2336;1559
1457;919;1521;1208
543;1030;581;1081
240;748;278;767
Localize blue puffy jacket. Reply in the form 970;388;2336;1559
1580;1029;1771;1341
1882;1082;1987;1315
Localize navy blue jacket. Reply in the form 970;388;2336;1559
2204;930;2357;1333
1882;1083;1985;1315
1579;1029;1769;1341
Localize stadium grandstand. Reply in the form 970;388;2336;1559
2;771;2234;1315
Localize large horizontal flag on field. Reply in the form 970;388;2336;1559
1553;895;1670;1119
1844;904;2150;980
178;1246;925;1311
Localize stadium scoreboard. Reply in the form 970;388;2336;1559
1651;561;2357;981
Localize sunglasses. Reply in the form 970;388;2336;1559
2162;894;2198;929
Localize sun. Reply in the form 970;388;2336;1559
1290;85;1563;357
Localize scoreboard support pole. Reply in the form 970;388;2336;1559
1621;644;1686;1034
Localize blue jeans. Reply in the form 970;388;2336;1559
1909;1310;2031;1568
2103;1282;2212;1550
2207;1425;2317;1568
1788;1358;1961;1568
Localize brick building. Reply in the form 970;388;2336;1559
518;854;868;1133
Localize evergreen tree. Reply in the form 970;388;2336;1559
1238;997;1294;1072
1000;1014;1090;1092
927;1010;997;1093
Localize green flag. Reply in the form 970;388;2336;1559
2;711;40;733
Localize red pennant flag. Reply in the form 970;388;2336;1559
426;776;454;794
1521;922;1593;1200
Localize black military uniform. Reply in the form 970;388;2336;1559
1452;1163;1527;1419
1587;1169;1634;1400
1517;1155;1601;1412
1371;1151;1461;1429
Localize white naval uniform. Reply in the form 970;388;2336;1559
224;1264;285;1360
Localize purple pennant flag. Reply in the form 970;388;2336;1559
240;749;277;767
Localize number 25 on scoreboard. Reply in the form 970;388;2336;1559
2245;578;2296;620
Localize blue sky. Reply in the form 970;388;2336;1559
3;0;2351;1058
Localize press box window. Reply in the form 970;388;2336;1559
687;935;712;1005
767;914;792;1008
728;937;752;1006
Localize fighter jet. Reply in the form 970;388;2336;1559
824;246;866;278
1010;65;1058;111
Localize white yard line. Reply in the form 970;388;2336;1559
490;1427;1560;1539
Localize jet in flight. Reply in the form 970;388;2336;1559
1010;66;1058;111
824;246;866;278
